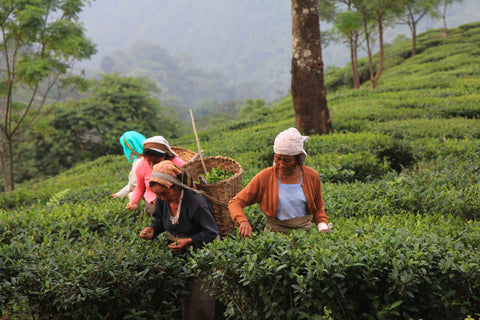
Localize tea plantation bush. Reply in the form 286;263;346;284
2;23;480;319
0;186;193;319
192;214;480;320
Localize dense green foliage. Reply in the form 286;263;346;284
0;0;97;191
194;216;479;319
0;157;192;319
199;167;235;184
1;23;480;319
18;74;178;180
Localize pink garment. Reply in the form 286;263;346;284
131;156;186;205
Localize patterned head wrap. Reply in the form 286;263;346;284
149;160;183;188
142;136;178;158
273;128;309;164
119;131;146;162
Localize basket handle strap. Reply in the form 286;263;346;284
150;172;229;209
124;138;141;161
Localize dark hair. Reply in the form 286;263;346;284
143;148;174;160
295;154;303;166
149;180;161;188
179;170;194;188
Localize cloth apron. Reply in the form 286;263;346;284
265;214;313;233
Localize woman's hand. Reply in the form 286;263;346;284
168;238;193;252
126;200;137;211
317;222;332;233
139;227;154;240
111;193;118;198
238;221;252;238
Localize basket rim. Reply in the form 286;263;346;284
171;146;196;161
171;146;195;154
183;155;244;187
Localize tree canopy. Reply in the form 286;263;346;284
0;0;96;191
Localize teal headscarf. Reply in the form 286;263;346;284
119;131;146;162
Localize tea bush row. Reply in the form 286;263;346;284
192;213;480;320
0;197;192;319
0;155;125;209
330;89;480;125
2;199;478;319
368;118;480;140
323;155;480;220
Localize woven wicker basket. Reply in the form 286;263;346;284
171;147;196;163
183;156;243;238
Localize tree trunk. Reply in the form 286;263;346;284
7;137;14;191
291;0;332;135
351;31;360;89
364;18;375;89
412;22;417;56
407;8;417;57
0;143;8;192
442;3;448;35
371;18;385;89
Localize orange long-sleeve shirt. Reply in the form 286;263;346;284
228;166;328;226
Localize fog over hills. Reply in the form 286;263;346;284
79;0;479;102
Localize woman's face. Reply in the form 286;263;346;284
145;154;166;168
151;183;179;203
274;153;297;176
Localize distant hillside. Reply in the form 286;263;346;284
78;0;480;102
99;40;263;111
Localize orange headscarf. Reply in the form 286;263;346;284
149;160;183;188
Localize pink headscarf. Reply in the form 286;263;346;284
273;128;309;164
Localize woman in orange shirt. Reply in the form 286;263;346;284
228;128;331;238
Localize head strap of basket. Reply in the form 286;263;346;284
171;146;196;162
183;156;243;238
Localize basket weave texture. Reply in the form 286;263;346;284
183;156;243;238
171;147;196;163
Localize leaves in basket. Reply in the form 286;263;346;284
195;166;234;184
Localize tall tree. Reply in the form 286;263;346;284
0;0;96;191
438;0;464;35
291;0;333;135
352;0;376;89
333;6;363;88
354;0;400;89
398;0;441;56
367;0;401;88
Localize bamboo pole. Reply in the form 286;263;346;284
190;109;207;174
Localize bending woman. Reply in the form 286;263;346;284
127;136;186;216
228;127;330;238
139;161;218;319
139;160;218;251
